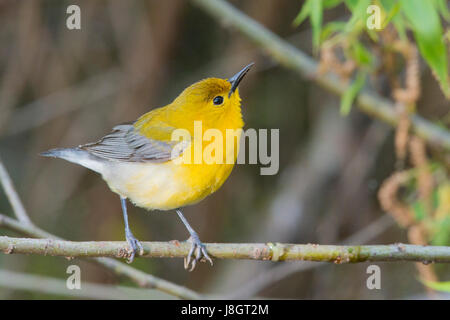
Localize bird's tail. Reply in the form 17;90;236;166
40;147;104;174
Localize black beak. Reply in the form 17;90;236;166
228;62;254;97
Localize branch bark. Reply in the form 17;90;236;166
2;236;450;263
0;214;201;299
191;0;450;150
0;157;201;299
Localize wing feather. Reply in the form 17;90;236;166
80;123;187;163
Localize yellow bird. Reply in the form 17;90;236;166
41;63;254;270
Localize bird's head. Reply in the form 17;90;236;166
170;63;254;131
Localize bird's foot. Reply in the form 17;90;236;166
184;233;213;271
125;230;144;263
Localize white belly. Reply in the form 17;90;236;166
101;161;191;210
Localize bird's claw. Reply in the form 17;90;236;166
125;231;143;263
184;235;213;271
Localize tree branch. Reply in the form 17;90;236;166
1;235;450;263
0;270;174;300
191;0;450;150
0;158;201;299
0;214;201;299
0;157;32;224
228;214;395;299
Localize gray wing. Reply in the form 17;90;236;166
79;124;187;163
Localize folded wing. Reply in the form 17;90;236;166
80;123;187;162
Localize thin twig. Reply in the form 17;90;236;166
0;157;32;224
191;0;450;150
0;270;175;300
1;235;449;263
0;214;201;299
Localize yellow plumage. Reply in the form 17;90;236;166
41;63;253;268
104;78;244;210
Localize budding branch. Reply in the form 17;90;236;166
1;236;450;263
191;0;450;150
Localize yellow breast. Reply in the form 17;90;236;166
102;130;240;211
102;78;245;211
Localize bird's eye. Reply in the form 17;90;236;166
213;96;224;105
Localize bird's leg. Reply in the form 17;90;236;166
176;209;213;271
121;196;143;263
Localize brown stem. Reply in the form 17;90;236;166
1;235;450;264
191;0;450;150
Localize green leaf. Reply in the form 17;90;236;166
293;0;324;51
323;0;343;9
392;12;407;40
433;0;450;22
344;0;371;32
344;0;359;10
340;71;367;115
431;217;450;246
311;0;324;50
422;280;450;293
411;201;426;221
293;0;312;27
321;21;347;41
401;0;449;98
379;0;396;12
382;1;401;29
349;42;373;66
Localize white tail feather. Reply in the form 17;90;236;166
40;148;105;174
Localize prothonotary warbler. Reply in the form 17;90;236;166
41;63;254;270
